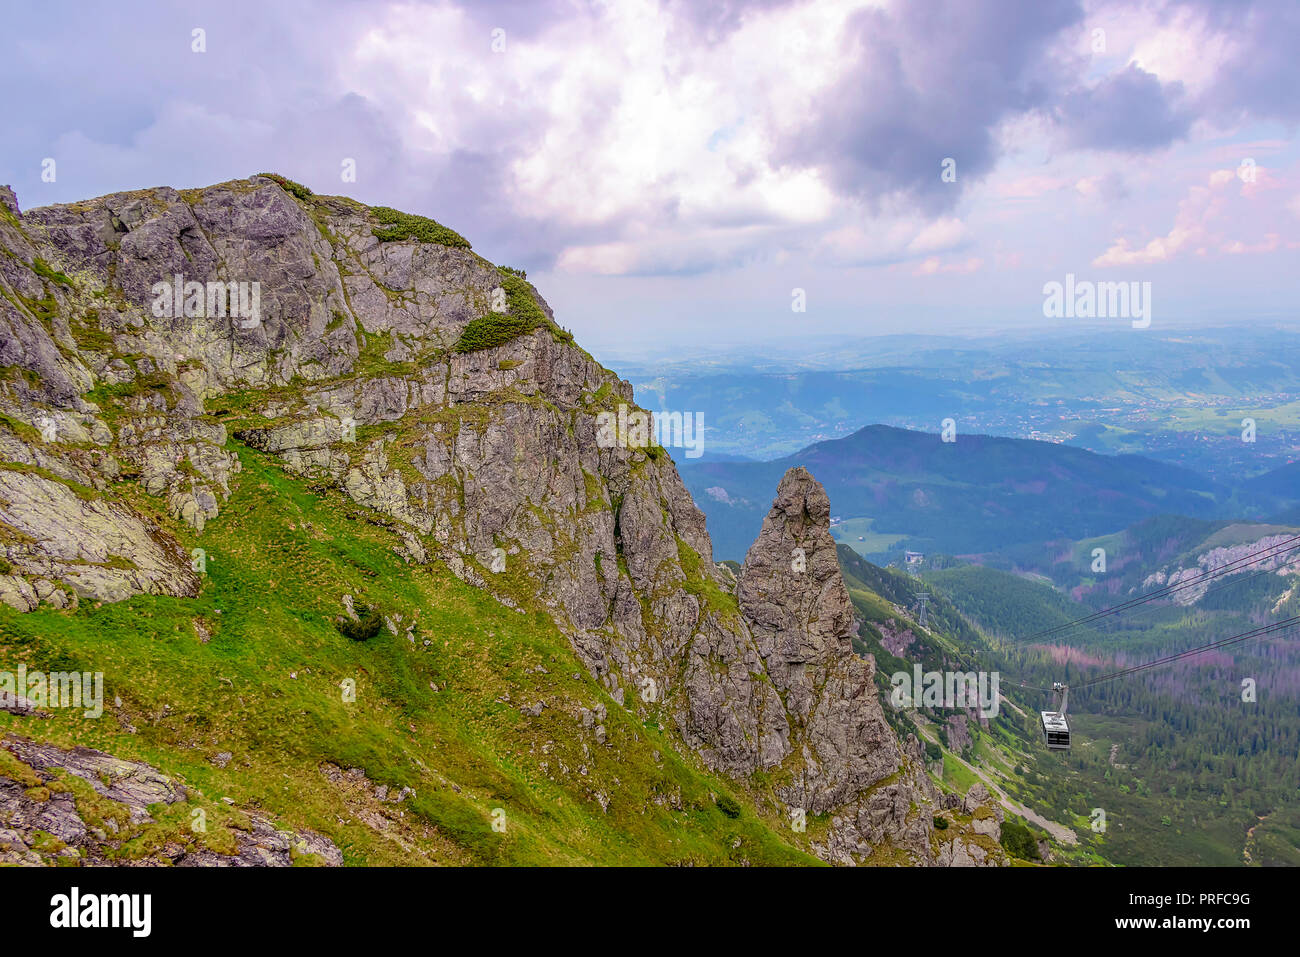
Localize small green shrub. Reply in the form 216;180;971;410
258;173;314;202
454;312;536;353
0;557;13;575
337;604;384;642
371;207;471;249
494;272;546;324
999;819;1040;859
932;816;949;830
716;793;742;819
453;270;552;353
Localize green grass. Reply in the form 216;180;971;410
0;411;41;444
0;444;820;866
941;753;981;792
83;370;174;411
69;310;116;352
0;463;102;502
15;291;58;323
676;536;740;624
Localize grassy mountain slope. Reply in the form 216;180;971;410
0;444;818;866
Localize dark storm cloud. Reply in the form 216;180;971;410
1176;0;1300;125
774;0;1084;214
1056;64;1192;150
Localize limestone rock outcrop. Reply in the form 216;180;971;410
0;176;994;864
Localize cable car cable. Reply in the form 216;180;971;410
1000;554;1295;654
1072;615;1300;688
1007;615;1300;693
1007;535;1300;646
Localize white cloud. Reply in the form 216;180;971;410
1092;165;1298;266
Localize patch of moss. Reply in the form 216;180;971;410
85;370;173;406
70;310;115;352
32;258;74;289
16;291;58;323
0;748;44;788
53;770;133;834
676;536;741;624
371;206;471;249
582;470;606;510
351;330;423;378
29;829;65;853
0;411;41;443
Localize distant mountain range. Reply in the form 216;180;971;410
680;424;1300;562
617;326;1300;479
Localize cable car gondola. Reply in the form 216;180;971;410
1039;682;1070;750
1040;710;1070;750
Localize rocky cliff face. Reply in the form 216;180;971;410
0;176;999;864
1142;531;1300;606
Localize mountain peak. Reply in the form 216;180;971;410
739;466;852;665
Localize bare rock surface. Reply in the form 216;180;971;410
0;735;342;866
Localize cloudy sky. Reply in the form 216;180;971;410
3;0;1298;351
